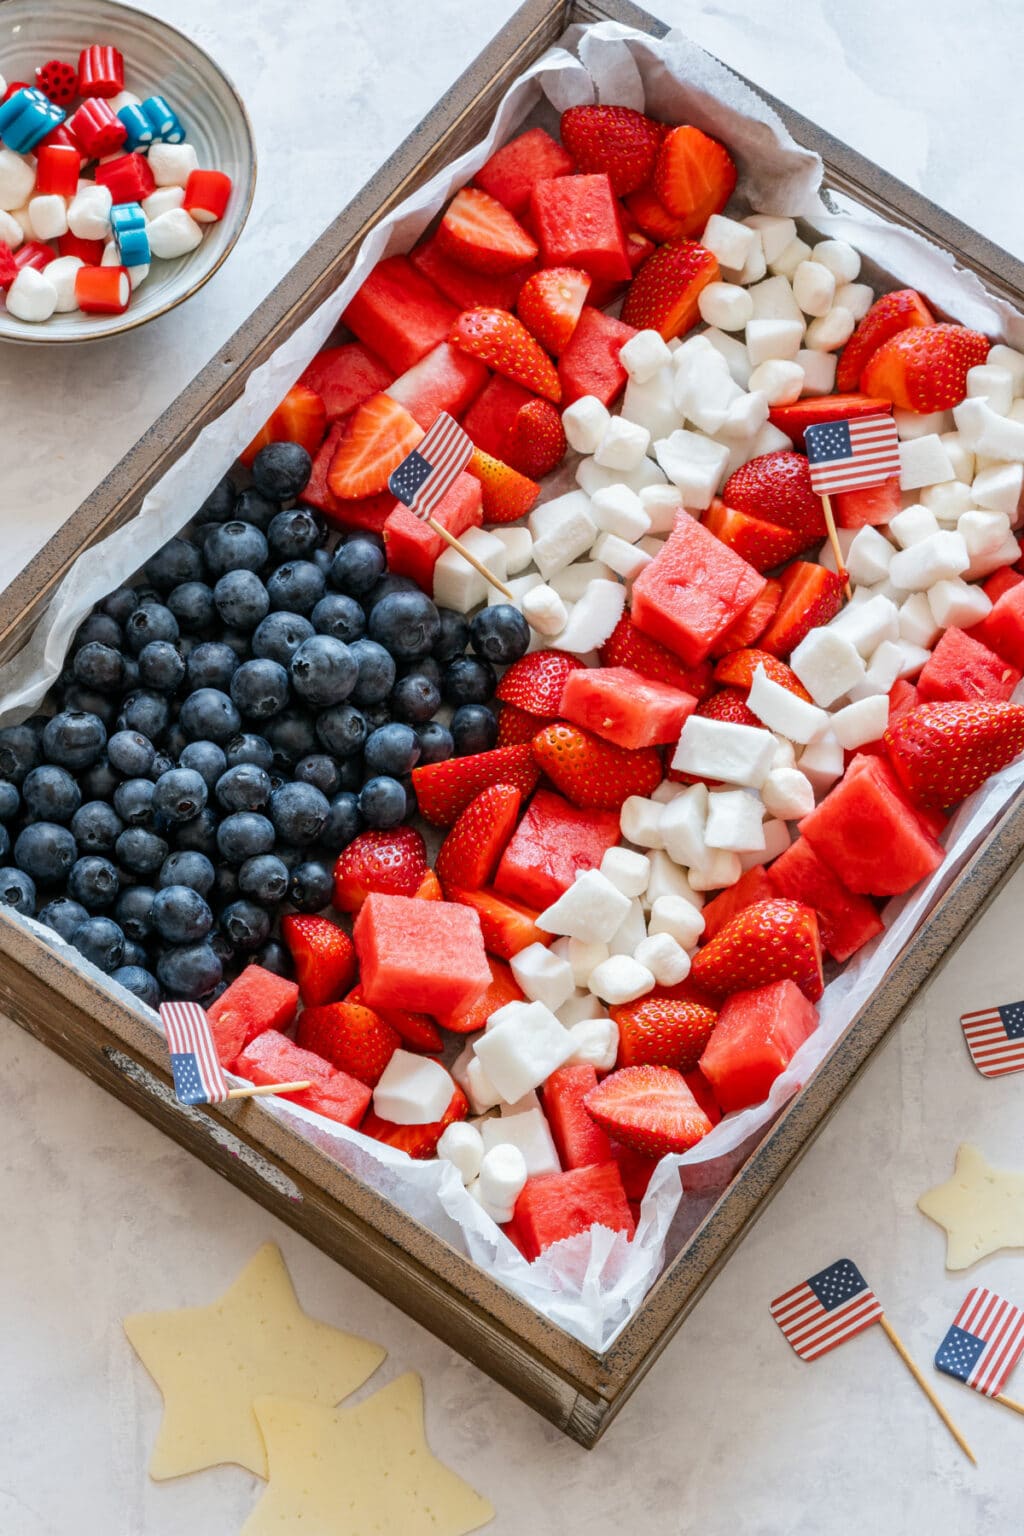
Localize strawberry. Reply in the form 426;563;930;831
884;700;1024;809
703;499;810;572
722;451;826;543
504;397;567;478
690;899;824;1001
516;266;591;355
618;201;657;272
713;649;812;701
35;59;79;106
413;869;444;901
600;615;714;699
654;126;737;235
325;393;421;499
345;984;443;1052
435;783;523;890
296;1001;400;1086
695;688;761;728
280;915;356;1006
361;1083;468;1158
711;577;781;655
759;562;844;658
443;885;550;960
861;324;990;412
497;702;549;745
241;382;328;467
621;239;719;341
465;448;539;522
611;996;718;1072
836;288;935;392
767;392;892;450
450;307;561;403
440;956;524;1034
496;649;585;714
332;827;428;912
437;187;538;274
411;742;540;826
531;722;661;811
623;185;690;244
560;105;665;196
583;1065;713;1156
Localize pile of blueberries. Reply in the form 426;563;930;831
0;441;530;1008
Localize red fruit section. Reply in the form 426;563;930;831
543;1065;614;1170
342;255;457;374
557;305;636;406
207;966;299;1070
444;886;551;960
385;342;488;429
767;838;883;962
558;664;697;748
410;232;533;311
361;1084;468;1159
439;957;524;1034
971;581;1024;669
234;1030;334;1107
354;893;491;1018
700;867;774;944
800;754;944;896
494;788;621;910
531;173;632;282
462;374;536;459
831;474;902;530
511;1163;635;1260
299;343;393;422
917;626;1021;704
631;510;766;666
698;980;818;1114
475;126;575;216
383;472;483;591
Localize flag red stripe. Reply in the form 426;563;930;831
784;1292;880;1347
791;1297;883;1360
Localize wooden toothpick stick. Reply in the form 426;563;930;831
227;1080;312;1100
995;1392;1024;1418
820;491;852;601
426;515;515;601
879;1316;976;1464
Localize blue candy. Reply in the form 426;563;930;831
117;103;155;153
140;95;185;145
110;202;150;268
0;87;65;155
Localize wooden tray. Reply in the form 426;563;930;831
3;0;1024;1447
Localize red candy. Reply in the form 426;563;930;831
1;81;29;103
14;241;56;274
75;263;131;315
58;231;106;264
36;144;80;199
0;243;16;290
77;44;124;99
94;151;155;205
35;59;79;107
68;97;127;157
183;169;232;224
39;122;84;156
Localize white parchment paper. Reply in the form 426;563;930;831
3;20;1023;1349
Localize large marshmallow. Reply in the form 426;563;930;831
703;328;753;388
704;789;765;853
798;730;845;795
653;429;731;509
67;183;112;240
594;415;651;471
899;591;942;649
967;364;1015;415
5;267;57;323
747;359;804;406
646;849;703;908
647;893;705;950
563;395;610;454
558;990;608;1028
521;583;567;638
888;530;970;590
973;463;1024;517
963;400;1024;463
600;846;651;900
451;1045;502;1115
529;490;596;577
846;525;895;587
811;239;861;282
921;481;973;523
148;141;200;188
688;846;743;891
564;938;610;989
620;328;674;383
491;525;533;574
698;280;754;332
536;869;631;944
701;213;756;271
746;664;830;742
899;434;954;491
592;532;651;581
830;694;889;750
927;576;992;630
744;214;797;265
987;343;1024;394
0;149;36;212
510;942;575;1013
437;1121;484;1184
42;255;82;313
373;1051;455;1125
959;509;1012;558
746;317;804;366
28;193;67;241
549;560;613;601
550;579;625;654
433;525;507;611
142;185;185;221
588;953;654;1005
740;817;790;871
889;505;940;548
473;1002;574;1103
797;348;838;396
718;389;771;441
768;235;812;280
622;368;682;444
761;766;816;819
830;593;900;657
481;1109;560;1178
747;274;805;324
590;483;650;542
577;451;666;497
790;628;866;706
671;716;776;787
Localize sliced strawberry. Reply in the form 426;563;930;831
623;184;691;243
303;421;394;532
862;324;990;412
332;827;428;912
438;956;524;1034
713;649;812;700
600;615;714;699
621;239;719;341
437;187;538;274
531;722;661;811
885;700;1024;809
450;307;561;403
654;126;737;235
703;498;810;572
410;231;534;311
836;288;935;392
584;1065;713;1157
560;105;665;196
435;783;523;891
465;448;540;523
361;1082;468;1158
280;915;356;1006
504;397;567;479
691;899;824;1001
611;996;718;1072
694;688;761;728
759;562;844;658
296;1000;400;1086
413;869;444;901
711;577;782;655
345;983;443;1052
516;266;591;356
722;451;826;542
444;885;551;960
325;393;421;500
496;650;585;714
241;383;328;467
497;702;549;746
767;392;892;449
411;742;540;826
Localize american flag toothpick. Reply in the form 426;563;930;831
803;414;901;601
959;999;1024;1077
159;1002;312;1106
936;1287;1024;1416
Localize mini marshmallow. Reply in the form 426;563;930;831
889;505;941;548
899;591;942;649
895;408;956;442
967;364;1015;415
476;1144;528;1223
566;1016;619;1071
746;359;804;406
521;583;567;637
790;628;866;706
834;282;874;320
952;397;991;450
620;328;673;383
565;938;610;989
772;738;797;771
973;464;1024;516
594;414;651;471
761;766;816;819
373;1051;455;1125
718;389;771;441
927;577;992;630
550;579;625;654
563;395;610;455
5;267;57;323
744;214;797;265
797;348;838;396
967;532;1022;580
600;846;651;899
653;429;731;509
830;593;900;657
67;183;112;240
434;525;507;610
747;275;805;325
537;869;632;944
142;184;186;220
481;1109;560;1178
798;730;845;795
817;525;857;576
646;848;703;909
660;783;709;866
811;239;861;282
0;207;23;249
984;344;1024;397
0;149;36;213
672;716;776;787
792;259;836;317
588;953;654;1005
899;435;954;491
921;481;973;522
510;942;575;1013
846;525;895;586
607;898;646;960
701;212;756;271
749;421;793;456
529;490;597;578
620;794;666;850
647;893;705;950
747;664;830;742
741;817;791;870
592;531;651;581
491;573;542;611
967;401;1024;463
148;141;200;188
633;931;691;987
703;328;753;388
768;234;812;279
830;694;889;750
590;483;650;541
959;508;1012;558
860;640;904;693
622;368;681;443
28;192;67;241
462;1055;503;1115
735;235;767;285
577;450;666;497
688;846;743;891
704;789;765;853
491;525;533;574
146;206;203;259
745;318;804;365
637;486;683;535
41;255;82;313
698;280;754;331
804;306;856;351
437;1121;484;1185
558;990;608;1028
549;560;613;601
888;530;970;590
473;1001;575;1103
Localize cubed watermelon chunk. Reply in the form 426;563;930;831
234;1029;335;1104
698;979;818;1112
971;580;1024;669
386;342;488;430
510;1162;635;1260
531;174;632;282
354;892;491;1017
343;255;457;374
684;1067;722;1127
558;664;697;748
917;625;1022;703
832;473;901;529
410;231;534;310
767;836;883;962
799;752;944;896
298;1071;373;1127
383;471;483;591
494;788;621;911
462;374;536;459
206;966;300;1069
983;568;1024;605
631;512;767;666
303;420;395;533
475;127;575;215
543;1065;613;1169
557;305;636;407
299;343;393;423
700;867;774;943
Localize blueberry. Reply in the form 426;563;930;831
37;896;89;942
269;781;329;845
113;777;155;826
321;791;362;852
0;725;39;785
68;855;120;910
173;807;219;856
228;657;289;721
365;574;419;610
114;885;157;941
390;672;441;725
268;505;321;560
238;853;290;906
114;827;169;877
204;520;268;577
168;580;217;635
433;607;471;663
72;641;125;695
23;764;81;822
358;775;407;829
157;941;223;1000
186;640;239;692
80;757;120;801
312;547;333;577
100;586;140;624
178;739;227;789
107;730;155;779
138;640;186;693
214;570;270;632
254;442;313;501
252;610;315;666
124;603;179;654
364;722;421;778
216;763;272;812
221;899;271;953
194;474;236;524
263;709;317;768
217;812;275;865
314;703;368;759
362;703;392;733
112;965;161;1009
116;691;169;742
212;863;239;905
71;916;125;973
14;823;77;886
153;768;207;823
414;720;454;765
158;851;215;897
42;710;107;770
224;733;275;771
443;655;496;706
120;940;149;969
71;801;123;854
294;754;343;797
74;612;123;651
233;486;279;531
0;867;35;914
289;635;357;708
0;824;8;861
60;686;118;728
347;638;396;707
289;859;333;913
451;703;498;756
329;537;386;597
311;593;365;645
0;781;20;822
368;590;441;659
336;757;364;792
179;688;241;745
255;939;293;979
145;538;204;593
152;884;213;944
268;561;325;615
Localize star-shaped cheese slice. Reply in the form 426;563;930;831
918;1143;1024;1269
124;1242;386;1479
243;1375;494;1536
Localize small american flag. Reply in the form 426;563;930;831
770;1258;883;1361
159;1000;229;1105
960;999;1024;1077
935;1287;1024;1396
804;414;901;495
387;411;473;521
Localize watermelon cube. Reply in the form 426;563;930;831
298;1071;373;1128
543;1064;613;1169
698;979;818;1113
354;892;491;1017
631;512;767;666
299;343;393;423
917;625;1021;704
410;231;534;311
983;568;1024;605
386;342;488;430
767;837;883;961
510;1162;635;1260
342;255;457;374
383;472;482;591
558;665;697;748
303;420;394;533
494;788;621;911
972;580;1024;670
799;752;944;896
832;473;901;529
531;174;632;282
557;305;636;407
612;1143;660;1203
462;374;536;459
234;1029;334;1102
475;127;575;215
206;966;299;1069
443;885;552;961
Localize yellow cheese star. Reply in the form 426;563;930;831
124;1242;386;1479
243;1375;494;1536
918;1143;1024;1269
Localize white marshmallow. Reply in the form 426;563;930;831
620;795;666;850
830;694;889;750
594;414;651;471
718;389;771;441
537;869;631;944
146;206;204;259
127;262;149;290
921;481;973;522
563;395;610;455
646;848;704;909
818;526;858;576
740;816;791;870
746;318;804;365
5;267;57;323
622;367;682;444
148;141;200;188
529;490;596;578
701;213;756;271
0;149;36;213
798;730;845;794
973;464;1023;517
744;214;797;265
654;430;731;509
966;532;1021;580
608;896;648;958
797;348;838;396
577;451;666;497
830;593;900;657
927;576;992;630
510;942;575;1013
521;583;567;637
491;573;542;610
460;1054;503;1115
590;483;650;541
899;435;954;491
811;239;861;282
633;931;691;986
433;525;507;611
746;359;804;406
748;274;805;325
967;401;1024;463
437;1121;484;1184
481;1109;560;1178
959;508;1012;558
491;526;533;574
142;185;186;221
834;282;874;320
952;397;992;450
476;1144;528;1223
373;1051;455;1125
986;344;1024;394
846;525;895;586
967;364;1015;415
889;505;940;548
761;766;816;819
473;1002;574;1103
558;990;608;1028
27;193;67;241
772;738;797;771
895;408;955;441
792;259;836;317
804;306;856;351
548;560;612;602
671;716;776;787
564;938;610;989
790;628;866;706
620;328;673;383
588;954;654;1005
703;328;753;388
674;344;742;432
688;846;744;891
660;783;709;866
566;1016;618;1071
550;579;625;654
749;421;794;456
735;235;767;285
889;530;970;590
0;207;23;249
592;531;651;581
704;788;765;852
899;591;942;649
698;280;754;332
600;846;651;900
769;234;812;279
647;893;705;950
67;184;112;240
746;664;830;743
44;255;83;313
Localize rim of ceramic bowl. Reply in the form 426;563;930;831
0;0;257;344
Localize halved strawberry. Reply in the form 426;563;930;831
241;382;328;467
325;393;421;499
611;996;718;1072
361;1082;468;1158
332;827;428;912
861;324;990;412
885;700;1024;809
694;688;761;728
711;577;781;655
296;1000;400;1086
621;239;719;341
713;649;812;700
516;266;591;355
450;307;560;402
465;448;540;523
345;983;443;1052
531;722;661;811
497;702;549;746
654;126;737;235
439;956;524;1034
444;885;550;959
623;184;690;243
691;899;824;1001
411;742;540;826
600;615;714;699
280;914;356;1006
767;392;892;449
618;202;657;273
435;783;523;890
703;498;810;572
722;451;826;543
836;288;935;392
584;1065;713;1156
413;869;444;901
560;105;665;196
759;562;844;658
437;187;538;274
504;397;567;478
496;650;585;714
